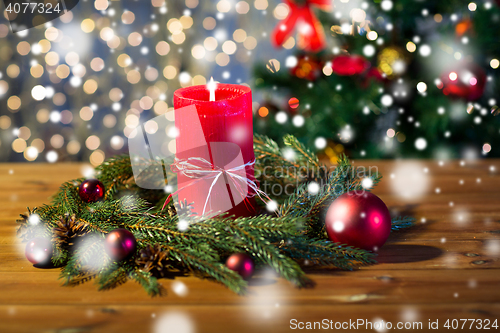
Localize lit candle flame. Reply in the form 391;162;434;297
208;77;217;102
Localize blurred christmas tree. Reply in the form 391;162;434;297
254;0;500;160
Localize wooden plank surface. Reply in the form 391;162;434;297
0;160;499;332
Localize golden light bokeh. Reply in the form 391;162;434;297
243;36;257;50
254;0;268;10
122;11;135;24
140;96;154;110
81;18;95;33
53;93;66;106
191;45;206;59
0;115;11;129
94;0;109;11
204;37;218;51
31;138;45;153
18;126;31;140
167;19;183;33
85;135;101;150
215;53;230;66
60;110;73;124
7;95;21;111
31;64;44;78
233;29;247;43
117;54;132;67
90;57;105;71
36;109;50;123
203;17;216;30
45;27;60;41
172;31;186;45
17;41;30;56
222;41;237;55
274;3;289;19
67;140;81;155
180;16;193;29
128;32;143;46
127;70;141;84
24;146;39;161
83;79;98;94
80;106;94;121
45;51;60;66
100;27;114;41
145;67;159;81
6;64;20;78
90;150;105;166
154;100;168;115
12;138;27;153
38;39;51;53
109;87;124;102
236;1;250;14
50;134;64;149
56;64;70;79
0;80;8;95
103;114;117;128
156;41;170;55
65;52;80;66
186;0;198;8
163;65;178;79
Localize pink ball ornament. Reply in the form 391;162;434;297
325;191;391;251
104;229;137;262
226;253;254;279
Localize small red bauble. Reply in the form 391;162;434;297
105;229;137;261
226;253;254;279
331;55;371;76
440;62;486;101
78;179;105;203
25;237;53;266
325;191;391;251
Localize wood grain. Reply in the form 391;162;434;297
0;160;499;333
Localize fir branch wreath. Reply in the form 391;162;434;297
17;134;414;296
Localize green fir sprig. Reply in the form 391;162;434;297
16;134;413;296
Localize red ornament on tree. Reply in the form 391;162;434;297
226;253;254;279
105;229;137;262
325;191;391;251
271;0;332;52
440;62;486;101
331;55;371;76
78;179;105;203
25;237;53;266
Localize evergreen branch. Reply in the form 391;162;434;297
283;134;320;168
97;264;129;291
229;224;312;288
391;216;416;231
166;245;248;295
129;269;164;297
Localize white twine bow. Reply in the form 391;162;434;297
163;157;270;216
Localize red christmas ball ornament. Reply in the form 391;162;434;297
331;55;371;76
25;237;53;266
226;253;254;279
105;229;137;261
78;179;105;203
325;191;391;251
440;62;486;101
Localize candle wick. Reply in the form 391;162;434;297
208;77;217;102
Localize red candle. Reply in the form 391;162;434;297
173;82;255;218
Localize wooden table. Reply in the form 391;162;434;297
0;161;499;333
